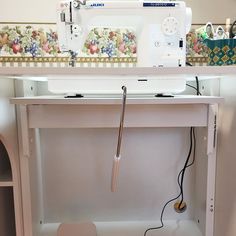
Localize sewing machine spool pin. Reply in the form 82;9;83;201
73;0;86;8
111;86;127;192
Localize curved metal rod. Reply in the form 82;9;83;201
116;86;127;157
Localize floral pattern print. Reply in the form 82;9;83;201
0;25;60;57
0;24;210;64
186;29;208;57
82;28;137;58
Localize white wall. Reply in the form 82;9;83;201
185;0;236;24
0;0;235;24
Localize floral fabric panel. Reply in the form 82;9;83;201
0;23;209;66
82;28;137;59
186;29;208;57
0;25;60;57
186;28;209;64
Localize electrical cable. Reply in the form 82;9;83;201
186;62;201;96
178;128;196;189
144;128;196;236
186;84;202;96
178;127;194;208
195;76;200;96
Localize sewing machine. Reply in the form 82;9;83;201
48;0;192;95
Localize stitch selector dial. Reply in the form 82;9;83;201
162;17;179;36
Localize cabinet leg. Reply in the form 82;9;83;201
206;104;218;236
19;105;33;236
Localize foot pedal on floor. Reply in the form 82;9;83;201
57;222;97;236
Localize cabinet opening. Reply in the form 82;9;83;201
0;187;16;236
28;128;207;236
0;140;12;182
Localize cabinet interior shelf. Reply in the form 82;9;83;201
0;170;13;187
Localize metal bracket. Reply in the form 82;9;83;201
111;86;127;192
213;115;217;148
207;105;218;155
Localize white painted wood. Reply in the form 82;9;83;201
214;77;236;236
29;129;46;236
11;95;223;105
13;94;221;236
1;66;236;77
19;105;33;236
0;181;14;187
2;136;24;236
26;104;208;128
15;80;41;236
10;96;223;129
205;105;218;236
193;128;208;235
20;106;30;158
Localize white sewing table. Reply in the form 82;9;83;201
11;94;223;236
4;63;233;236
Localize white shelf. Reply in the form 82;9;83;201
11;95;223;105
1;66;236;78
0;170;13;187
0;181;13;187
40;220;203;236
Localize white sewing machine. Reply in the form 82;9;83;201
48;0;192;95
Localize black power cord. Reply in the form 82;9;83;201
178;127;195;208
186;84;202;96
186;62;201;96
195;76;200;96
144;128;196;236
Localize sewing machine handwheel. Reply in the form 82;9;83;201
162;17;178;36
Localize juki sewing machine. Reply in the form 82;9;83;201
48;0;192;95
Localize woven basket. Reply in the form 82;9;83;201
204;39;236;66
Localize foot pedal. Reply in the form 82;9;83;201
57;222;97;236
